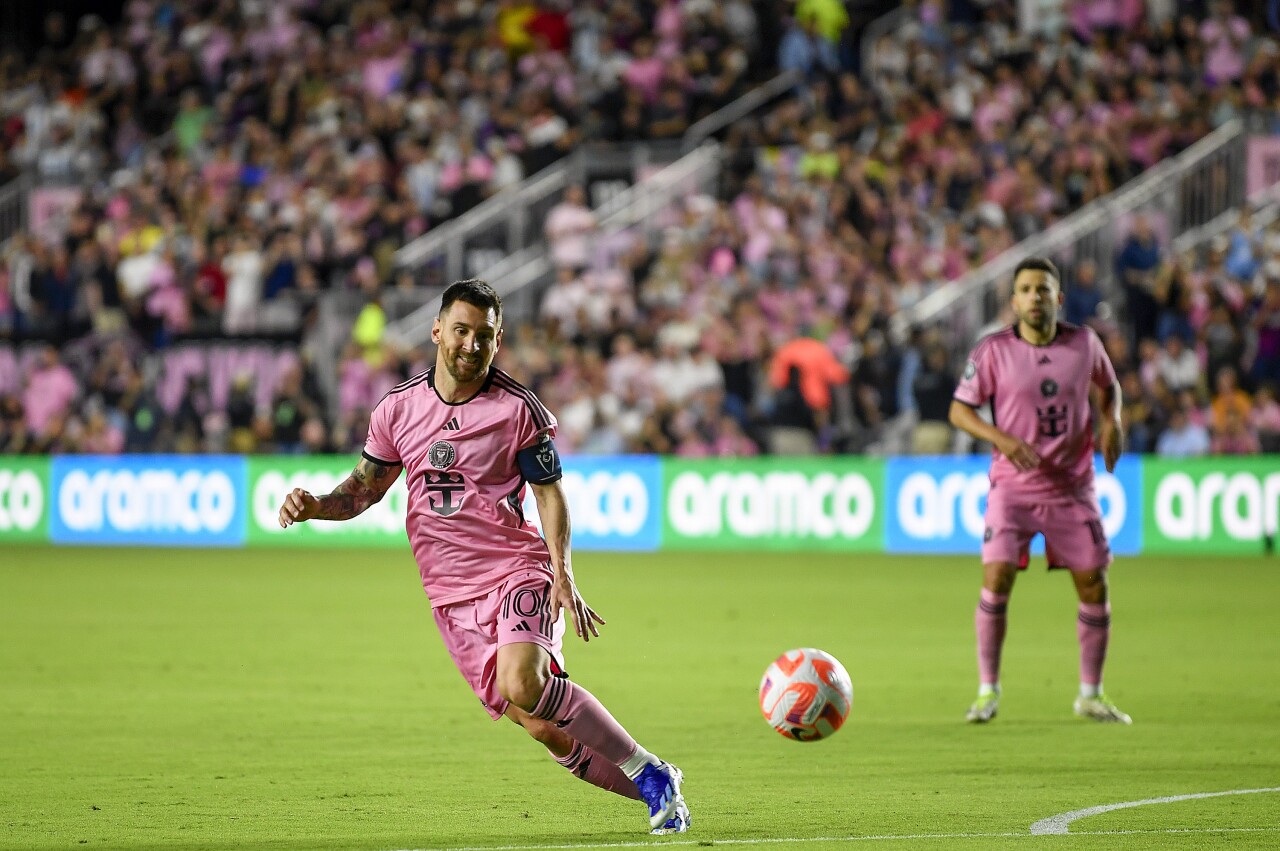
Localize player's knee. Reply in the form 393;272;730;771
987;576;1015;595
1074;569;1108;604
983;562;1017;594
505;704;570;749
522;716;563;747
497;668;547;712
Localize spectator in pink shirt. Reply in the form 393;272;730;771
1200;0;1252;85
545;185;597;271
22;346;79;436
710;415;760;457
363;35;407;98
622;37;665;104
80;403;126;454
1252;383;1280;451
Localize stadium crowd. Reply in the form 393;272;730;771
1;0;1279;460
495;0;1280;458
0;0;794;339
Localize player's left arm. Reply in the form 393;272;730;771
530;478;606;642
1095;382;1123;473
520;433;605;641
1089;329;1124;473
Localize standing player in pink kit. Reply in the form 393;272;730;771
276;279;690;833
949;257;1131;725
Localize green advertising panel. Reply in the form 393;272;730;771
0;456;50;542
663;457;884;551
246;456;409;547
1144;456;1280;555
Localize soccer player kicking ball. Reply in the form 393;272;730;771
277;279;689;833
949;258;1132;725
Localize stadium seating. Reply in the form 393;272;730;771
1;2;1277;459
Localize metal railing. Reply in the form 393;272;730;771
0;129;175;252
392;142;686;278
860;5;910;83
383;142;723;352
890;119;1249;348
393;160;572;278
393;68;805;281
595;142;720;230
680;69;802;153
0;172;35;248
1171;178;1280;257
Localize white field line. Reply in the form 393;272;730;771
1029;786;1280;835
389;825;1280;851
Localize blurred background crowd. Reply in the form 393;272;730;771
1;0;1279;460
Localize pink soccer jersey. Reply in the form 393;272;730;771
363;367;557;607
954;322;1118;500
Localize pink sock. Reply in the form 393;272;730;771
1077;601;1110;687
976;588;1010;686
553;741;643;801
531;677;639;766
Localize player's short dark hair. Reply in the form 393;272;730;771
1012;257;1062;289
440;279;503;323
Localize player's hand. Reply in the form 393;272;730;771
995;434;1041;472
278;487;320;528
550;571;606;642
1100;422;1123;473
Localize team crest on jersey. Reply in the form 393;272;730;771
428;440;456;470
964;360;976;380
1040;378;1059;398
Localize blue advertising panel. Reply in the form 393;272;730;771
885;455;1141;557
522;455;662;551
50;456;247;547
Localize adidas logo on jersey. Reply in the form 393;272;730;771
442;416;460;431
510;621;532;632
1038;355;1051;365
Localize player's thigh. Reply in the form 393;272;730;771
495;573;568;702
496;640;554;683
1040;497;1112;572
433;601;506;719
982;485;1037;570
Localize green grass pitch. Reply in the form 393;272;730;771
2;545;1278;850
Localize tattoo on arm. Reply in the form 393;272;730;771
315;458;401;520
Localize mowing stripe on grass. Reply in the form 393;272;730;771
390;825;1280;851
1029;786;1280;835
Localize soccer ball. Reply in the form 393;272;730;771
759;648;853;742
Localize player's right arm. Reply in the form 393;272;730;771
948;400;1041;471
277;457;403;528
950;341;1040;471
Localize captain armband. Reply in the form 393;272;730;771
517;434;563;484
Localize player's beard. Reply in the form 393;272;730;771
442;351;484;384
1022;305;1055;334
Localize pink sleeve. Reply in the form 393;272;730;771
953;339;993;406
512;405;539;451
363;397;400;465
1089;329;1119;389
509;390;559;451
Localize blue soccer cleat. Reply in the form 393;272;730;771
635;762;686;831
651;794;690;835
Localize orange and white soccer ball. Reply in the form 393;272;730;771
759;648;853;742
